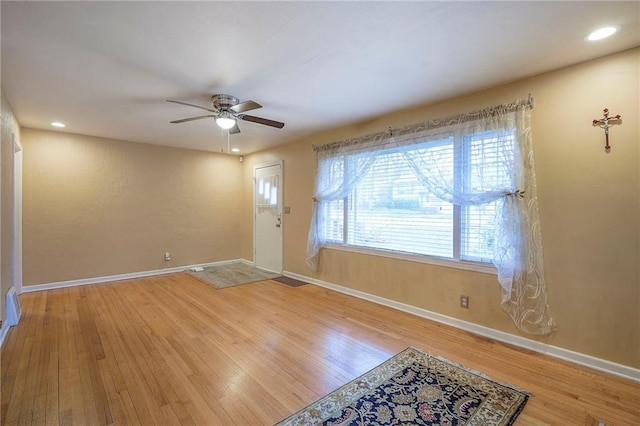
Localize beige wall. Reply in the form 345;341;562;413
1;88;21;323
22;128;243;285
242;48;640;368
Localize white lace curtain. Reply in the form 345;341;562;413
306;97;556;335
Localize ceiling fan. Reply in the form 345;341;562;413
166;94;285;134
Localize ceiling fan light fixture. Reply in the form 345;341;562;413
216;116;236;129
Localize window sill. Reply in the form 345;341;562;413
323;244;497;275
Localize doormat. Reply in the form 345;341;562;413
275;347;529;426
187;262;281;289
272;276;309;287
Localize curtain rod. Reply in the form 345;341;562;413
312;94;534;152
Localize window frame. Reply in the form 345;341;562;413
321;127;517;275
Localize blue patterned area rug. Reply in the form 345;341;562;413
275;347;529;426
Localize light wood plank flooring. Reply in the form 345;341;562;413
2;273;639;425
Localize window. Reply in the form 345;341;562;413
319;129;514;265
308;103;555;335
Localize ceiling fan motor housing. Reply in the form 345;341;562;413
212;94;239;110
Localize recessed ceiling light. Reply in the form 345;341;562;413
586;26;618;41
231;148;240;153
51;122;66;128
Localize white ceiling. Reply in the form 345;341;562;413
2;1;639;154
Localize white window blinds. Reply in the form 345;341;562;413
321;131;512;263
345;142;454;258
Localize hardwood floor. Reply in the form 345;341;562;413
2;273;639;425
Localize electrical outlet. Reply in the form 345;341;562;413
460;295;469;309
164;252;171;262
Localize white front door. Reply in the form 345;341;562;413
254;162;283;273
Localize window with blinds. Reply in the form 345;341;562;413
322;129;514;264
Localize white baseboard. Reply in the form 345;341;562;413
283;270;640;384
1;286;22;349
21;259;249;293
0;320;10;348
6;287;21;325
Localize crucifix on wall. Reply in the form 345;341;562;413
592;108;622;152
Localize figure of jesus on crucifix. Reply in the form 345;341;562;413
592;108;621;152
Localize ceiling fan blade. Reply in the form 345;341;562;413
230;100;262;114
240;114;285;129
166;99;218;113
229;123;241;134
169;115;216;124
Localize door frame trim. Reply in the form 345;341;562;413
252;160;284;272
12;134;23;295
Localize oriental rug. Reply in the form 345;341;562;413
275;347;529;426
187;262;281;289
